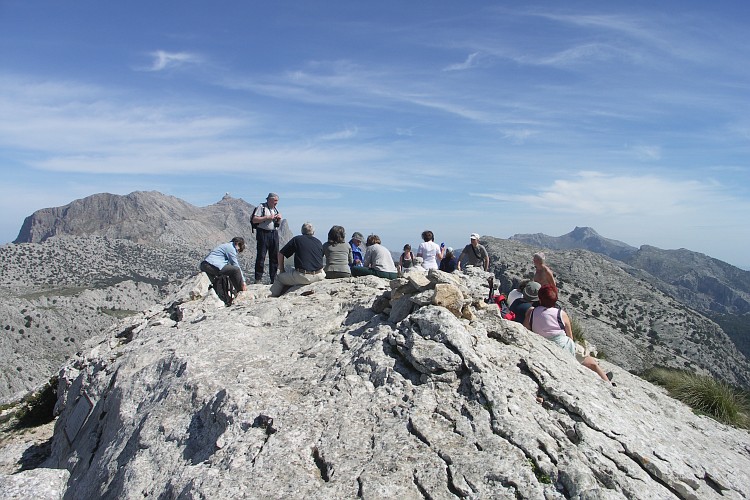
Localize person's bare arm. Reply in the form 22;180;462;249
523;307;534;330
562;310;573;339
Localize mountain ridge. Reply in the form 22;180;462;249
2;195;749;400
0;191;292;400
509;226;750;359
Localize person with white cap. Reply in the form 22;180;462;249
439;246;458;272
457;233;489;271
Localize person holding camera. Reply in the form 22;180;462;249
253;192;283;284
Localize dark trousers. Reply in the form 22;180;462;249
254;228;279;283
200;261;244;291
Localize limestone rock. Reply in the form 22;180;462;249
0;468;69;500
431;283;464;317
10;272;747;499
407;272;432;292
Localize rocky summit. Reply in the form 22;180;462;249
3;269;749;499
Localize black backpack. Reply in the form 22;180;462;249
250;203;265;234
209;275;237;306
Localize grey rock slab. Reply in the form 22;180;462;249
10;271;746;499
0;468;69;500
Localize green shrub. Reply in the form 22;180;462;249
569;316;586;345
13;377;58;429
642;367;750;428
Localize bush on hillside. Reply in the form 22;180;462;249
642;367;750;429
569;316;586;346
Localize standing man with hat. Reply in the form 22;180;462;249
253;192;283;284
457;233;490;271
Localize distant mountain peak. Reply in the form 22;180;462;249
569;226;600;239
509;227;637;260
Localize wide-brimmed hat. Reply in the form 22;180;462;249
522;281;541;302
470;233;480;240
351;232;364;242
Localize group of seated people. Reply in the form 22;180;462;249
507;277;612;384
199;226;491;296
199;230;611;384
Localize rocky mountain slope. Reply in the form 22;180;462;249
509;227;750;360
14;191;293;247
3;271;749;498
0;192;292;400
483;237;750;389
510;226;638;261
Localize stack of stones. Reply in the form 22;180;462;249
371;267;494;324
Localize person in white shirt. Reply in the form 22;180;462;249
417;230;443;270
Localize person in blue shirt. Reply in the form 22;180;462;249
199;237;248;292
438;247;459;273
349;231;365;268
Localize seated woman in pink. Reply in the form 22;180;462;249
523;284;611;383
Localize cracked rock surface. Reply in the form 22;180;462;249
12;271;750;498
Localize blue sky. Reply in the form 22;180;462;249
1;1;749;268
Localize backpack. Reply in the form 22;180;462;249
209;274;237;306
492;293;516;320
250;204;263;234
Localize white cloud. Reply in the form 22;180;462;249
443;52;480;72
475;171;714;216
631;144;662;161
144;50;203;72
317;126;358;141
501;128;537;144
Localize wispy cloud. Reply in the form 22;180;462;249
501;128;537;144
631;144;662;161
143;50;203;72
317;126;358;142
474;171;723;216
443;52;480;71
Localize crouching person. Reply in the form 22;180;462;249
270;222;325;297
199;237;248;293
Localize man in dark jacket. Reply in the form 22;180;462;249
270;222;325;297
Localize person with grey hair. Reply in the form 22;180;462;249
533;252;556;287
270;222;325;297
253;192;283;284
349;231;365;268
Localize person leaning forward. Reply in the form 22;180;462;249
253;192;283;284
270;222;325;297
199;237;248;292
